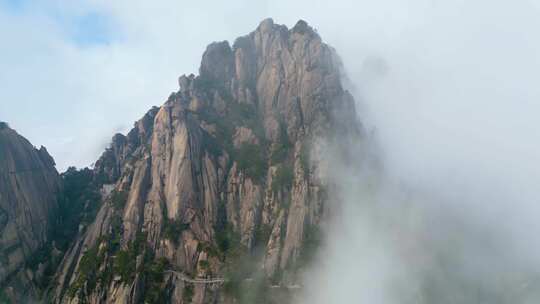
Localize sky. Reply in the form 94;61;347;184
2;0;539;176
2;1;540;301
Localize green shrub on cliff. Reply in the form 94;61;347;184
111;190;128;211
271;164;294;192
163;218;189;244
236;143;267;180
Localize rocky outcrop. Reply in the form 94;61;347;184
0;123;62;301
51;18;361;304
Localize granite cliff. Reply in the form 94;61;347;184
0;122;62;302
1;18;362;304
50;19;361;304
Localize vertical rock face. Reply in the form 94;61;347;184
52;19;361;304
0;122;61;299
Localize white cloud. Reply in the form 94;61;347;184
1;1;540;301
0;1;265;170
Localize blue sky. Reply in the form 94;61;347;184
65;11;114;46
1;0;114;46
1;0;27;11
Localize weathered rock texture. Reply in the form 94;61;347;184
0;122;61;301
51;19;361;304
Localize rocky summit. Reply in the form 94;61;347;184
0;18;362;303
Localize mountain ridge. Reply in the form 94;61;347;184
0;18;362;304
52;18;361;304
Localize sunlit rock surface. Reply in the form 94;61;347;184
51;19;361;304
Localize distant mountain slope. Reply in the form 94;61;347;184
0;122;61;301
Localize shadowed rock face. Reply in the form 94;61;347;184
51;19;361;304
0;124;61;299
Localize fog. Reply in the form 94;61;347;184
293;1;540;303
2;1;540;302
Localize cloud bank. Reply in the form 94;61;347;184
2;1;540;302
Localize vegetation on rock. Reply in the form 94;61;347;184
163;217;189;244
110;189;128;211
236;143;267;180
271;164;294;193
270;122;292;165
56;167;101;249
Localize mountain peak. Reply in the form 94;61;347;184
257;17;275;31
199;40;234;83
292;19;316;35
49;18;361;304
